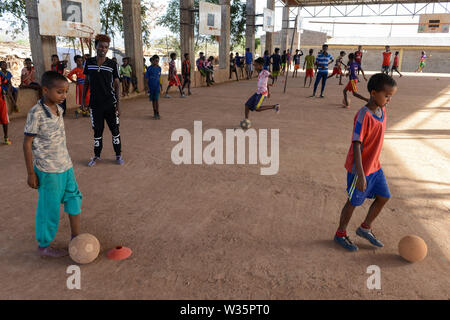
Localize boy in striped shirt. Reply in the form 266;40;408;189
310;44;334;98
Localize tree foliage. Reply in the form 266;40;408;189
0;0;26;38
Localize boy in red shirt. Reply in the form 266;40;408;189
390;51;403;78
334;73;397;251
67;55;90;118
381;46;392;75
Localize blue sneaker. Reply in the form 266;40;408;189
88;156;100;167
334;235;358;251
356;227;384;247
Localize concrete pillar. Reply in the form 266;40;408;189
265;0;275;54
122;0;144;92
25;0;57;82
219;0;230;70
280;5;289;53
245;0;256;55
180;0;195;69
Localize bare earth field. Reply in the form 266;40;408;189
0;73;449;299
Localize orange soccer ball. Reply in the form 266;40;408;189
398;235;427;263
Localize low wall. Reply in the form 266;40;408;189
300;45;450;73
7;68;235;120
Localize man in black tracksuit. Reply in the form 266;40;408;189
81;34;124;166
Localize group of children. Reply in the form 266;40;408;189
16;31;402;257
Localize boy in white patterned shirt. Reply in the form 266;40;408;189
23;71;82;258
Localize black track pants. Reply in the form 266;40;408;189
90;105;121;157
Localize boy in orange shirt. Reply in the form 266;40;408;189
334;73;397;251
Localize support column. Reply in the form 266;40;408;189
122;0;144;92
25;0;57;82
245;0;256;55
219;0;230;70
180;0;195;69
265;0;275;54
280;5;289;53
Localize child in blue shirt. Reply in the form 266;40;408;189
145;55;162;119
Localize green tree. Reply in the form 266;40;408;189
0;0;26;38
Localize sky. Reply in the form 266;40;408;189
1;0;449;45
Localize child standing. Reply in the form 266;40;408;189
263;50;271;71
355;45;363;74
229;52;239;81
0;72;11;145
270;48;282;84
235;52;244;79
145;55;162;119
391;51;403;77
120;57;132;96
164;52;185;98
303;49;315;88
381;46;392;75
244;57;280;121
0;61;19;112
334;73;397;251
182;53;192;95
245;48;253;80
311;44;334;98
292;49;304;78
328;51;347;85
67;55;90;118
23;71;82;257
342;53;368;109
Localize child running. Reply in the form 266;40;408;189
334;73;397;251
342;53;368;109
0;72;11;145
23;71;82;257
67;55;90;118
415;51;428;73
145;55;162;119
164;52;185;98
390;51;403;78
244;57;280;121
328;51;346;85
303;49;315;88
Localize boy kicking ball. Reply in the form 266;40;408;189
335;73;397;251
243;57;280;124
23;71;82;257
342;53;368;109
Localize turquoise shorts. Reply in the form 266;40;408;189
35;166;82;247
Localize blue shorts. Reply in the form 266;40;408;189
123;76;131;82
347;168;391;206
245;93;266;111
149;88;160;101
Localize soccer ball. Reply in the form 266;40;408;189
240;119;251;130
69;233;100;264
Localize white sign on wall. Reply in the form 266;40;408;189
263;8;274;32
38;0;101;38
199;1;222;36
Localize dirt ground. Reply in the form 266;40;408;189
1;72;449;300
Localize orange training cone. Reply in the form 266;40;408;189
107;246;132;260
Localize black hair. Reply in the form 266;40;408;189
25;58;32;62
199;52;204;55
170;52;176;59
395;51;399;55
309;48;313;53
348;53;355;60
264;50;269;55
41;71;68;89
275;48;280;52
246;48;249;51
51;54;59;59
254;57;264;65
367;73;397;93
340;51;346;55
184;53;189;58
151;54;159;61
322;44;328;48
0;61;6;66
73;55;82;63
